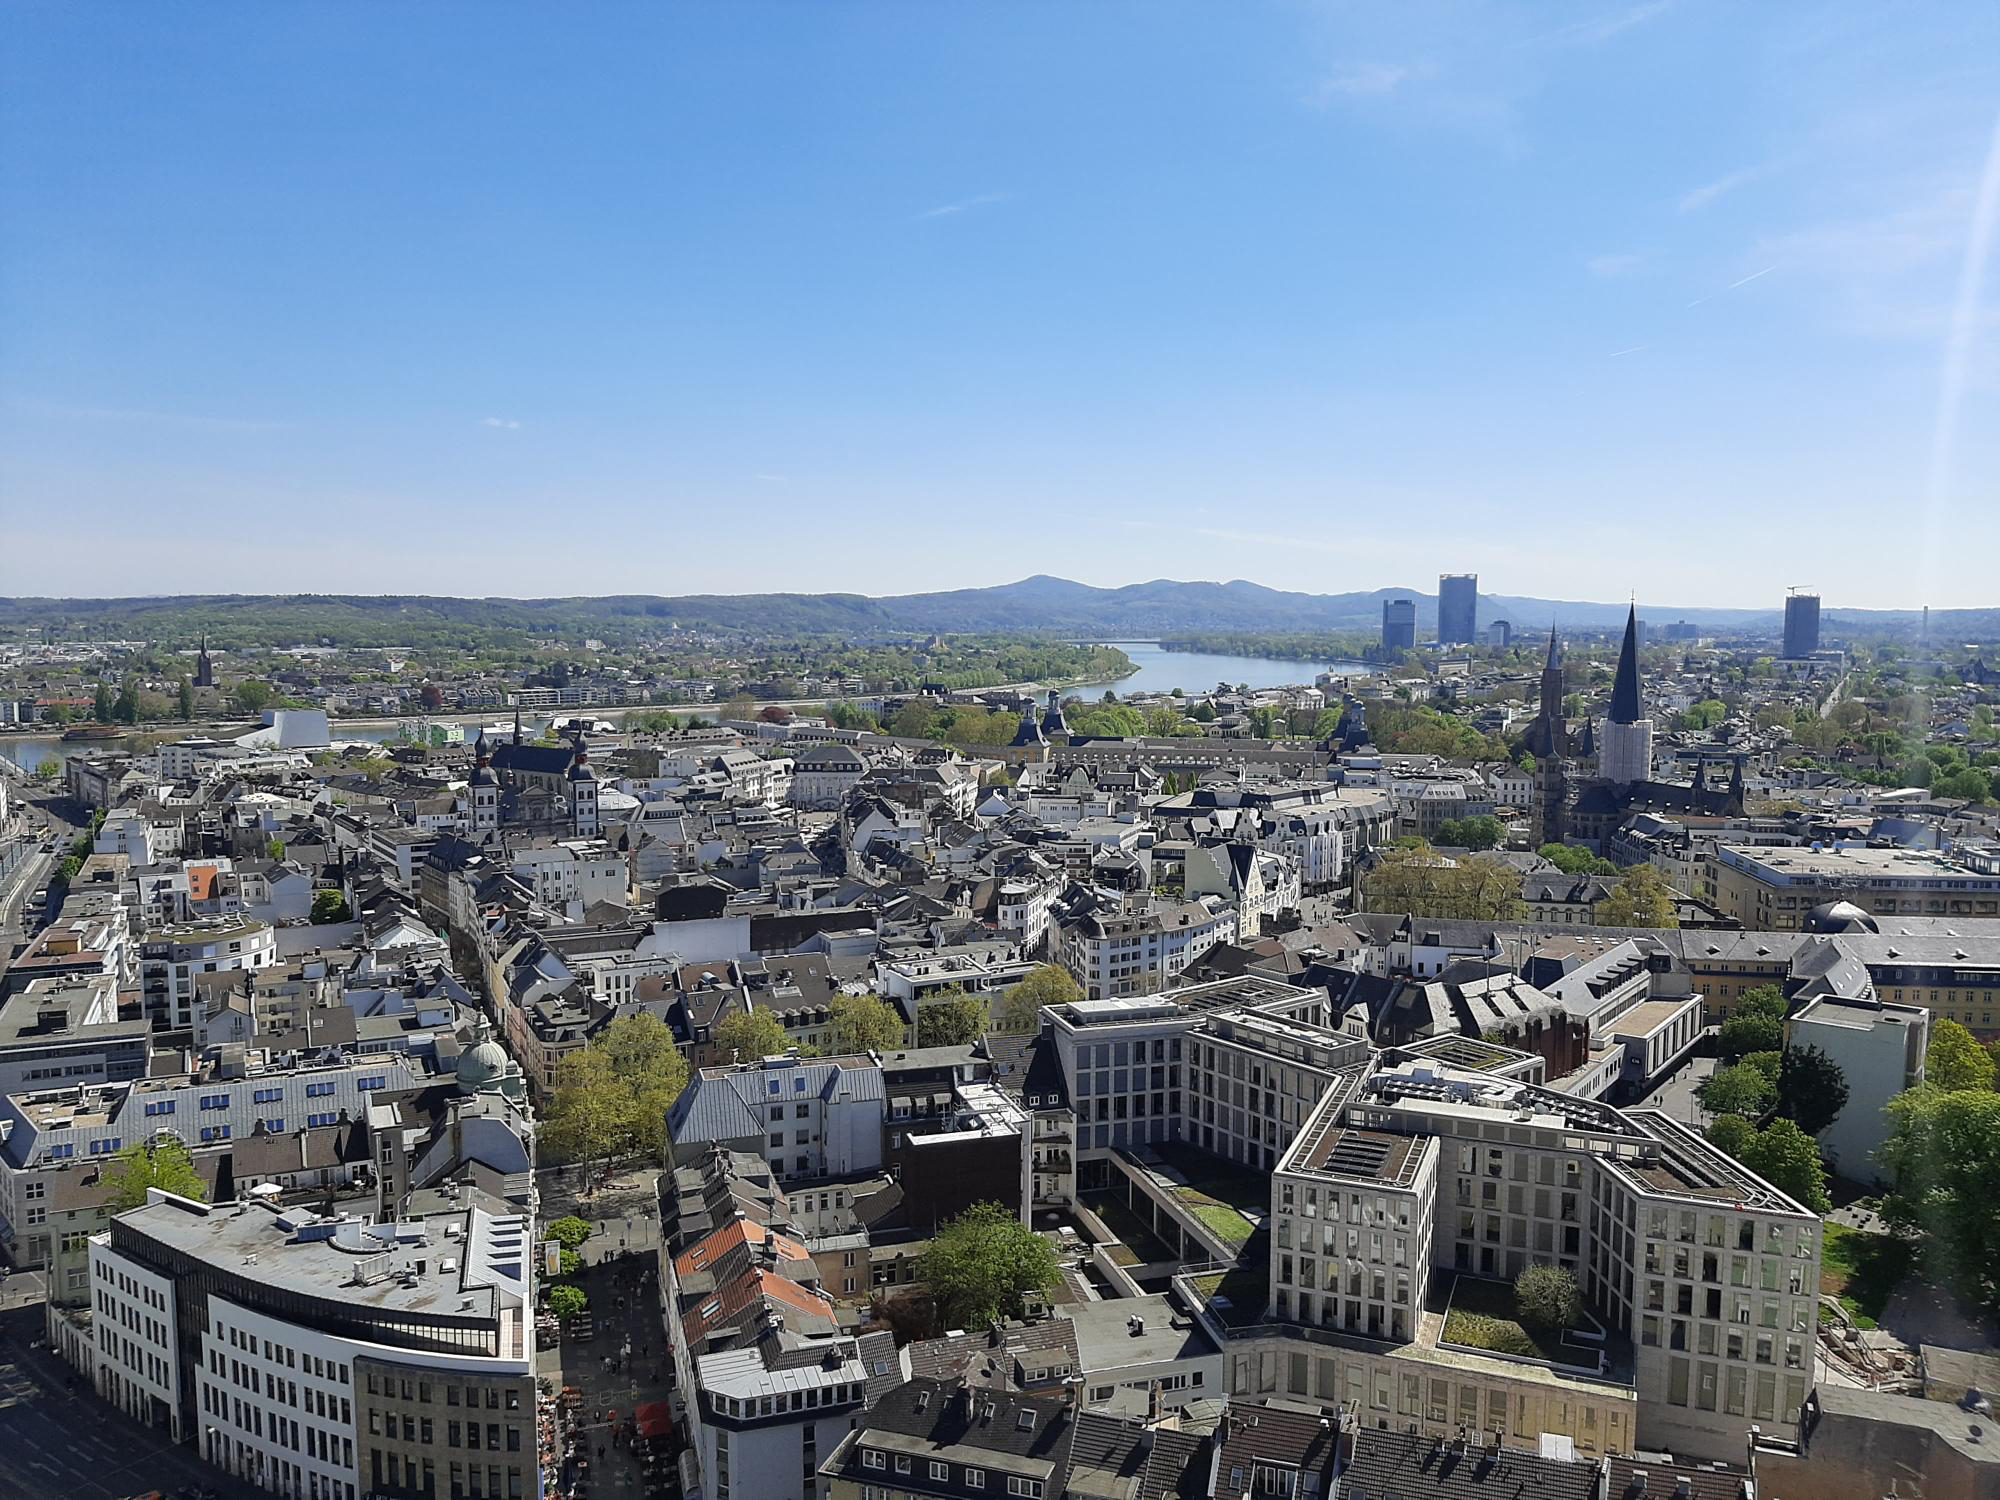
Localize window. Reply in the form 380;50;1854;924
966;1471;986;1489
1007;1481;1042;1499
894;1455;912;1475
931;1462;950;1481
862;1450;885;1471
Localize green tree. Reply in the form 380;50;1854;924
266;837;287;862
1927;1019;1997;1092
1188;700;1217;723
310;890;351;923
545;1215;594;1251
1738;1119;1831;1214
714;1008;793;1063
93;680;113;721
917;1202;1062;1329
829;994;908;1054
1933;767;1993;803
1741;1050;1783;1085
1880;1086;2000;1315
1435;815;1505;851
541;1048;632;1182
1515;1264;1582;1331
996;965;1082;1034
234;679;275;714
1539;843;1616;877
1699;1062;1775;1119
890;701;937;739
1596;865;1680;928
1719;986;1787;1059
1707;1113;1756;1159
547;1284;588;1321
916;992;989;1048
177;675;194;720
1777;1045;1849;1137
106;1135;209;1211
33;757;61;783
596;1012;691;1163
112;680;140;723
1362;844;1525;922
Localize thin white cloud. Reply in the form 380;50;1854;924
1678;166;1763;214
480;417;521;430
1587;253;1648;278
11;399;287;433
1312;61;1427;103
1922;106;2000;599
1521;1;1673;49
752;473;789;484
915;193;1007;221
1686;265;1778;308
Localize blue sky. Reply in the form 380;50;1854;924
4;2;1998;608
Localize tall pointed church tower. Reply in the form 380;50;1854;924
1527;627;1570;844
1598;605;1654;786
194;633;215;689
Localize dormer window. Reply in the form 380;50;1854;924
894;1455;912;1475
863;1450;885;1471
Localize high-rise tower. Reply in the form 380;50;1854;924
1782;590;1821;659
1437;574;1478;645
1381;598;1417;652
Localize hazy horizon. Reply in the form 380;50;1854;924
5;3;1999;607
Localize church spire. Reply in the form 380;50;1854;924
1609;604;1642;725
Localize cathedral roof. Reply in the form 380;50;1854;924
1609;604;1642;725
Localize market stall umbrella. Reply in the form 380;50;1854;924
635;1401;673;1440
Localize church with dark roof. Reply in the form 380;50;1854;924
1525;605;1743;850
464;707;600;843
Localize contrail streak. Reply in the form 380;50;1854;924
1922;106;2000;598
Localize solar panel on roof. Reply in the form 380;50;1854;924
1323;1132;1393;1176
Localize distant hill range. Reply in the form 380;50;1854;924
1;577;1993;641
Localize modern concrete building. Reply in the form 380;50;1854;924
1381;598;1417;652
1782;590;1821;659
90;1192;538;1500
1706;844;2000;930
1786;991;1929;1182
1437;574;1478;646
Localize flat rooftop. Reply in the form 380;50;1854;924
1718;844;2000;885
114;1195;529;1325
1057;1293;1218;1369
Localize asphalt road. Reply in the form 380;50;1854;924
0;1304;261;1500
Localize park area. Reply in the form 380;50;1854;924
1821;1222;1915;1331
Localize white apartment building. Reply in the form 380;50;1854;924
139;917;278;1032
508;837;628;914
89;1193;539;1500
1057;898;1230;1002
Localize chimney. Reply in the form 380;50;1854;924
1147;1381;1163;1425
961;1385;978;1422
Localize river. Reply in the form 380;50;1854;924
0;645;1377;773
1066;641;1378;697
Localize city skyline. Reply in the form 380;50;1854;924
4;2;2000;606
